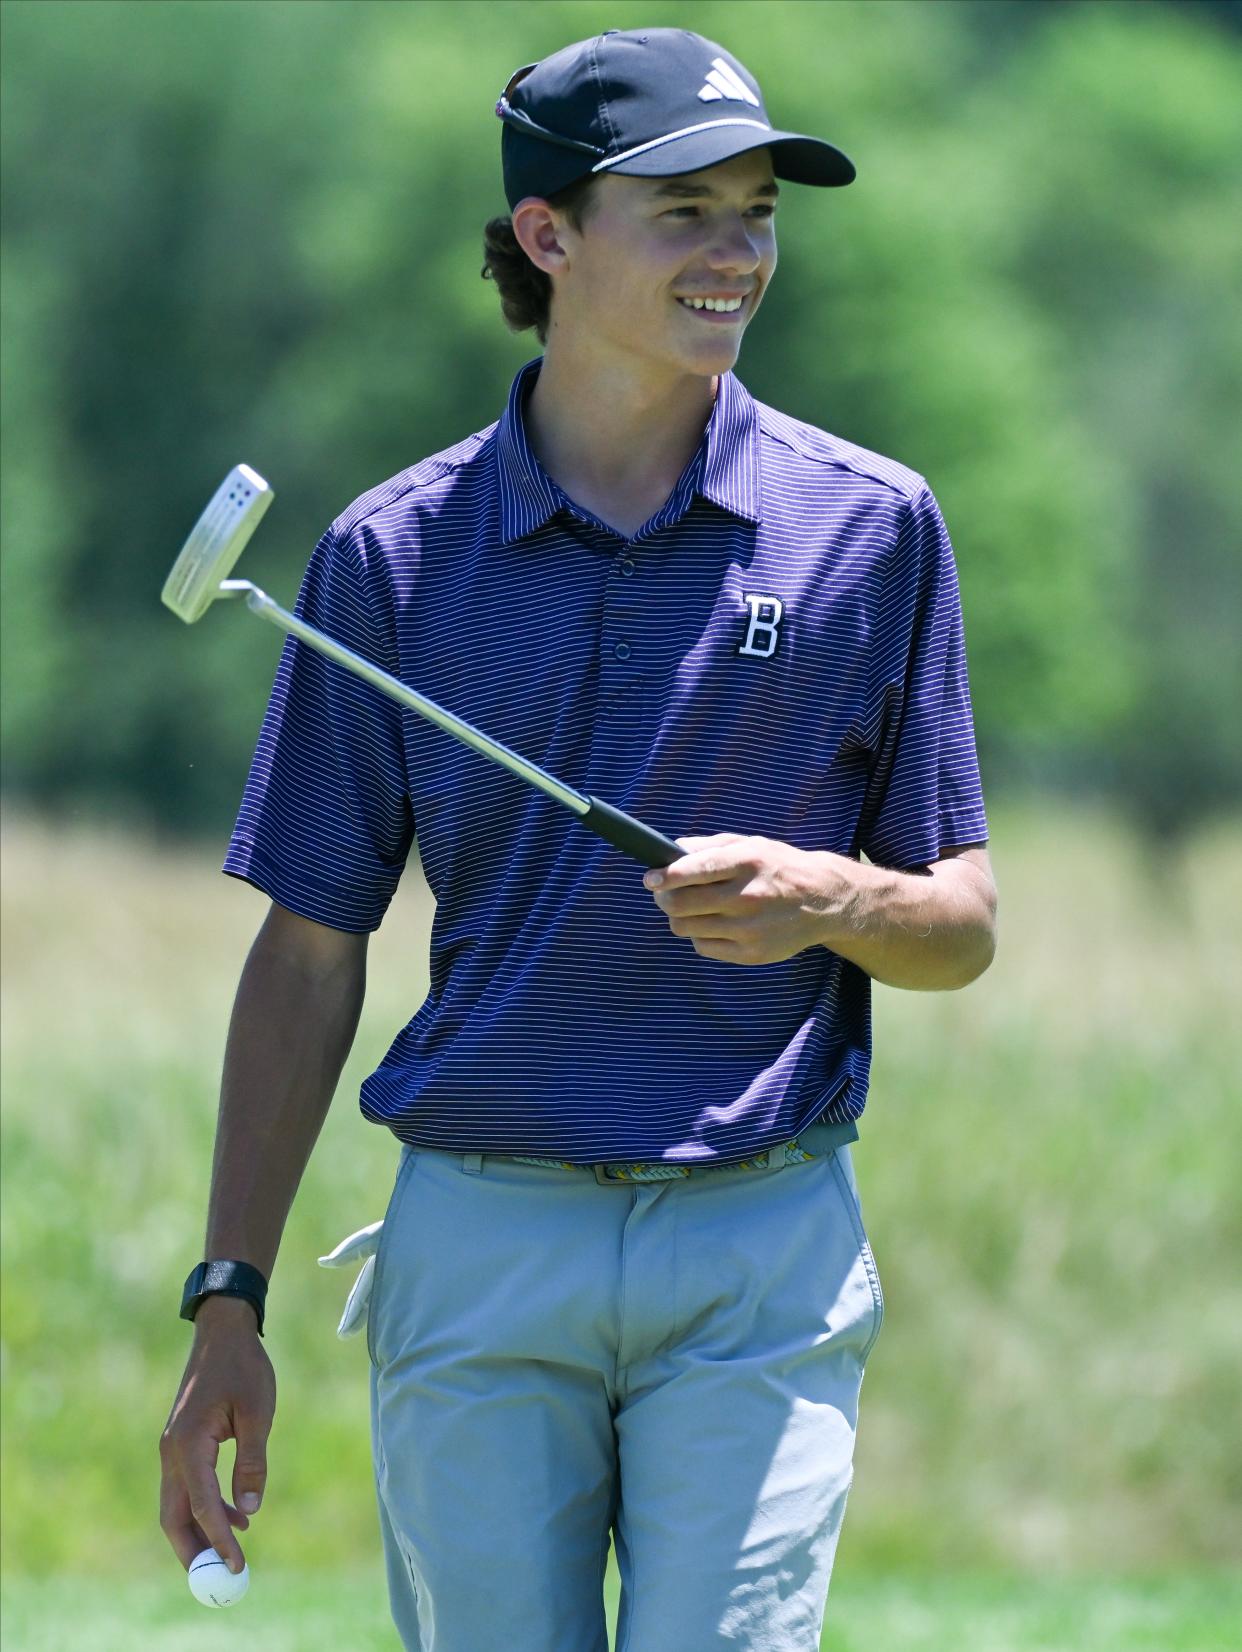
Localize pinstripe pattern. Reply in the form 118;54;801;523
225;360;987;1163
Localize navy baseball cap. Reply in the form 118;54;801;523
496;28;855;210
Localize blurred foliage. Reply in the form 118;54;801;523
1;0;1240;839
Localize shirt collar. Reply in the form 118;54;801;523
495;357;762;547
699;366;762;526
495;359;565;545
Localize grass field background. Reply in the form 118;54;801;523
5;1568;1242;1650
3;804;1240;1646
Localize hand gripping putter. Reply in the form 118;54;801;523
162;466;684;869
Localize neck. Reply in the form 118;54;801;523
525;340;718;535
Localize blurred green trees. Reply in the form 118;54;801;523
2;0;1239;839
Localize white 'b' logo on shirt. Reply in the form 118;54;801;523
737;592;784;658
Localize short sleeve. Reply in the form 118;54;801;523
223;524;414;931
856;486;988;870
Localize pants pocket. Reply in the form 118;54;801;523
827;1145;885;1362
367;1146;419;1369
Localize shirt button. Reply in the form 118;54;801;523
620;558;636;578
614;641;632;661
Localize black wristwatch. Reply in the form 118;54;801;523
180;1260;268;1337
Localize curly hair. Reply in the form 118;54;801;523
481;176;598;345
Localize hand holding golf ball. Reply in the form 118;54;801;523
188;1546;250;1607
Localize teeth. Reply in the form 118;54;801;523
680;296;744;313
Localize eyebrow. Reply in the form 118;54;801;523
649;180;780;200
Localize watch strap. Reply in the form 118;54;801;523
181;1259;268;1336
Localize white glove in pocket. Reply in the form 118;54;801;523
318;1220;384;1339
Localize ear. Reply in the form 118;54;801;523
511;197;572;277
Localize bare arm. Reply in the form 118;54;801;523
159;902;368;1575
805;844;997;990
646;837;997;990
203;902;369;1273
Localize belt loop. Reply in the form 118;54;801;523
759;1141;791;1175
462;1152;483;1175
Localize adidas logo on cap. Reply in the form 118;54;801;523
697;57;760;107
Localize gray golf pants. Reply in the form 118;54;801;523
366;1127;884;1651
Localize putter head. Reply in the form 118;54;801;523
161;464;274;623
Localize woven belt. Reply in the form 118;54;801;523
508;1136;822;1186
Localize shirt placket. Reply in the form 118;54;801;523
587;529;647;797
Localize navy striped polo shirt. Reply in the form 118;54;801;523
225;359;988;1164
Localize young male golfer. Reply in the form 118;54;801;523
160;28;996;1651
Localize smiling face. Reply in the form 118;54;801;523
516;148;779;384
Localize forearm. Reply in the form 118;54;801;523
204;911;367;1278
809;851;996;991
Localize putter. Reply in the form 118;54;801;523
162;466;684;869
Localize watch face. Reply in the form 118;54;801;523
180;1264;211;1319
180;1263;267;1332
178;1268;262;1334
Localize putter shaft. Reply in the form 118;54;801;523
218;580;683;867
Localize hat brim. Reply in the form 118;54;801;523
603;125;855;187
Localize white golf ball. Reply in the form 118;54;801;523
187;1546;250;1607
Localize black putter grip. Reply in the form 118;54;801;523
580;796;684;868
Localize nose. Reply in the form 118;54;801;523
703;212;764;275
